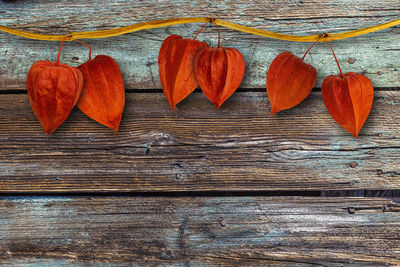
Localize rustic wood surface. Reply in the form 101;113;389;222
0;91;399;192
1;1;400;265
1;196;399;266
0;0;399;89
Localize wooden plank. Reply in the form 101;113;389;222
0;1;399;89
2;0;398;33
0;91;399;192
0;196;399;266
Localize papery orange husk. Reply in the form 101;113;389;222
27;60;83;134
194;47;245;109
322;72;374;137
266;51;317;115
158;35;208;109
77;55;125;132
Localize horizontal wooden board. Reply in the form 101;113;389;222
0;0;400;34
0;91;399;192
1;196;399;266
2;0;398;33
0;0;399;89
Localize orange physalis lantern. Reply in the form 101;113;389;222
266;40;319;115
76;41;125;132
27;40;83;134
158;23;209;109
194;23;245;109
322;42;374;137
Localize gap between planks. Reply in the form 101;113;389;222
0;189;399;199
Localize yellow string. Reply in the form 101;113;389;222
0;17;399;42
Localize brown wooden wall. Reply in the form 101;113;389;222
0;0;399;265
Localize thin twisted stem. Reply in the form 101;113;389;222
0;17;398;42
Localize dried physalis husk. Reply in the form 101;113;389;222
158;34;208;109
266;36;319;116
194;46;245;109
322;72;374;137
27;40;83;134
77;53;125;132
322;42;374;137
193;23;245;109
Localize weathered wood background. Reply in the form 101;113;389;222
0;0;399;265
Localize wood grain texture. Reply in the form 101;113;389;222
0;0;399;89
1;2;399;265
1;196;399;266
0;91;399;192
1;0;398;33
